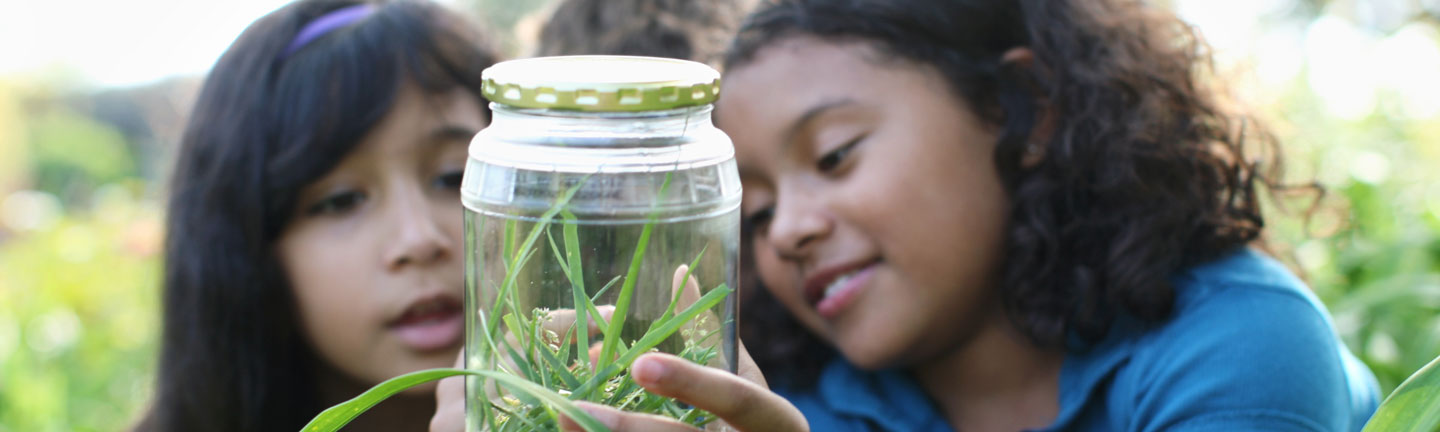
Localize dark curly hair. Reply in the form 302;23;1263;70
536;0;755;67
730;0;1309;387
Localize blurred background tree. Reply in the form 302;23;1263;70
1;0;1438;430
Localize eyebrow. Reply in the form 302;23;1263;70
430;125;478;143
782;98;857;150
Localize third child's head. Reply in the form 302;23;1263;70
720;0;1275;370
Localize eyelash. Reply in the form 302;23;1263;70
745;136;863;231
817;135;864;172
303;168;462;217
748;207;771;231
435;170;464;190
306;190;367;216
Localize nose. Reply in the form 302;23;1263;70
767;193;832;262
383;189;455;272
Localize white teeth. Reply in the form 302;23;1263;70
823;271;860;299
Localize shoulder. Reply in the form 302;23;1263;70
774;358;953;432
1108;249;1379;430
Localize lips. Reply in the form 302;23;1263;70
803;259;879;318
388;294;464;351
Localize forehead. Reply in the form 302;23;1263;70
723;37;884;101
717;38;932;166
717;36;951;125
356;84;486;154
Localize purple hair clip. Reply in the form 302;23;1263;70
280;4;377;60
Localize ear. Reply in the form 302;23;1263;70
999;47;1054;169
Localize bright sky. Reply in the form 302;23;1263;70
1;0;1437;122
0;0;458;88
0;0;294;87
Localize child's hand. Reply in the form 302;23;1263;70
432;345;807;432
431;307;614;432
552;267;807;431
431;266;798;431
431;351;466;432
558;346;808;432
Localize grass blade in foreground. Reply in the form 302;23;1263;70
300;368;610;432
1363;353;1440;432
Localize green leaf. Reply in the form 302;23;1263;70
598;172;673;373
572;284;731;400
489;402;545;431
502;313;541;384
300;368;610;432
1364;353;1440;432
563;209;590;370
616;284;731;367
489;246;538;339
580;275;622;340
536;339;582;389
649;245;708;334
488;179;587;338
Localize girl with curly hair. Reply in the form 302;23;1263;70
544;0;1382;430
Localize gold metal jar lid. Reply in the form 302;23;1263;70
480;55;721;112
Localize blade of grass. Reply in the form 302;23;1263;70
502;313;544;385
529;309;554;391
648;246;707;334
572;284;730;400
562;209;590;370
489;401;544;431
598;173;673;373
1364;354;1440;431
301;368;609;432
616;284;730;367
487;179;587;339
490;247;539;339
580;275;622;338
536;340;582;389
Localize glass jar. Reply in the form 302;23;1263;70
459;56;740;430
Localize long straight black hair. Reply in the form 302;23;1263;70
136;1;498;430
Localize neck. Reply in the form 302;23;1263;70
315;365;435;432
913;313;1064;432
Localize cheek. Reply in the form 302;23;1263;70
752;241;811;313
279;231;378;361
439;201;465;241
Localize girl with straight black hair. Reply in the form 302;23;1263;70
134;1;499;430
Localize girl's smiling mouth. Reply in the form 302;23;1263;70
804;259;880;319
388;294;464;351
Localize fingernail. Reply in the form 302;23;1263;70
577;402;619;428
631;355;668;387
559;415;584;432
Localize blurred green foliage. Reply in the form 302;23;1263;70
1258;64;1440;393
1;81;163;432
28;110;136;206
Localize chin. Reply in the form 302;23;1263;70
836;340;906;371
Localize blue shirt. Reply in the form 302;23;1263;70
775;249;1381;431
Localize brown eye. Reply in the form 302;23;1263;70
817;136;864;173
745;207;774;230
434;170;464;190
306;190;367;216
